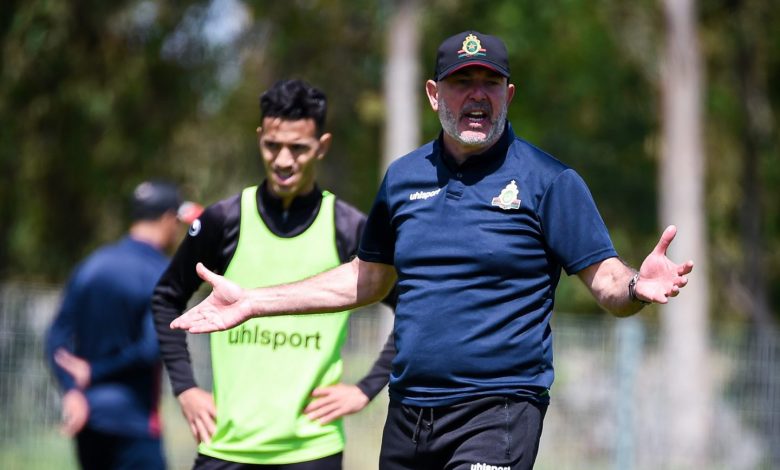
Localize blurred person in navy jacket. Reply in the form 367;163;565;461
45;180;202;470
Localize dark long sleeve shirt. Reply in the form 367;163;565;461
45;236;166;438
152;182;395;398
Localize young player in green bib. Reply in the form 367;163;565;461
152;79;395;469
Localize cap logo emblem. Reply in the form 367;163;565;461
458;33;486;58
491;180;521;210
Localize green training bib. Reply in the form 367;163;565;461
199;187;349;464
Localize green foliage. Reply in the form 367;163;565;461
700;0;780;320
1;0;778;321
0;0;219;280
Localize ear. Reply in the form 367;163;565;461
316;132;332;160
506;83;516;106
161;211;180;230
425;80;439;112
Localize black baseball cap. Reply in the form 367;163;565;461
130;180;203;224
433;31;510;81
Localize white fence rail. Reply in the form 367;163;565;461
1;282;777;469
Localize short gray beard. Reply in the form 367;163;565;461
439;99;508;148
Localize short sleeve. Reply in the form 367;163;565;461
357;174;395;265
539;169;617;274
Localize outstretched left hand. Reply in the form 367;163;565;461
634;225;694;304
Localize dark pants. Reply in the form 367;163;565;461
379;396;547;470
75;427;165;470
193;452;343;470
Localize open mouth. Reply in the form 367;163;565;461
273;169;295;184
462;108;490;128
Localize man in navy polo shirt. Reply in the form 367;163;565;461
170;31;694;470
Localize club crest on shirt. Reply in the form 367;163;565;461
491;180;521;210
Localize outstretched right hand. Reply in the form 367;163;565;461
177;387;217;444
170;263;251;334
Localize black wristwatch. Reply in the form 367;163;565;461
628;272;650;305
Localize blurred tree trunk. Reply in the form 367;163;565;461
381;0;421;173
659;0;712;467
379;0;421;344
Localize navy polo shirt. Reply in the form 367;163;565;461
358;124;617;407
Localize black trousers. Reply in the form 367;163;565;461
192;452;343;470
75;427;165;470
379;396;547;470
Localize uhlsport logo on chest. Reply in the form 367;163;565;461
491;180;521;210
409;188;442;201
470;463;511;470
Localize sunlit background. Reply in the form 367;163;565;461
1;0;778;468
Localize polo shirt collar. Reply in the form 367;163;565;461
436;121;514;171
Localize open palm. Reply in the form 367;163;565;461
635;225;694;303
170;263;250;333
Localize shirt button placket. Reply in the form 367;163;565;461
447;172;465;200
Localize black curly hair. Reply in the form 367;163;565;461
259;79;328;135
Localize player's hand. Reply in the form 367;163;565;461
54;348;91;389
304;384;370;425
170;263;251;333
177;387;217;444
635;225;694;303
60;389;89;437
